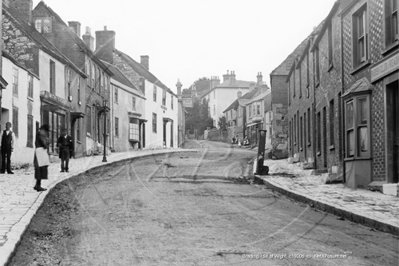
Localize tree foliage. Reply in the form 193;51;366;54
217;116;227;131
185;98;213;134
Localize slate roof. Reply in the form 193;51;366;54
247;89;271;105
32;1;113;76
223;99;239;113
114;49;177;97
101;60;144;98
3;4;87;77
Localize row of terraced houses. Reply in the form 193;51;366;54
0;0;184;166
286;0;398;193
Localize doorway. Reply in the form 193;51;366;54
386;80;399;183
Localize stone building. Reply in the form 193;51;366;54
200;71;252;128
101;60;145;152
93;27;178;149
31;1;113;157
2;1;87;161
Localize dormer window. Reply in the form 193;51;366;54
34;17;52;33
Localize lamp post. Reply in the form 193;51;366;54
102;99;108;162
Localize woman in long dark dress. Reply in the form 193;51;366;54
34;124;50;192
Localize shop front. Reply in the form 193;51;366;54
40;91;70;155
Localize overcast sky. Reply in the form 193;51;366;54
33;0;336;92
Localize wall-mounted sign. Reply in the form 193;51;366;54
371;52;399;83
182;97;193;108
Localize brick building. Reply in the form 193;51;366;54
287;0;349;179
341;0;398;189
32;1;113;157
287;0;398;192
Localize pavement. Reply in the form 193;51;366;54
256;159;399;236
0;142;398;265
0;147;196;266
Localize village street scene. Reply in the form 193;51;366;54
0;0;398;265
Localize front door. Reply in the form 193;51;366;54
387;80;399;183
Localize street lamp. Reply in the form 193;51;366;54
102;99;108;162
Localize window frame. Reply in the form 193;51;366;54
12;68;18;96
28;74;33;99
384;0;399;50
50;60;55;94
12;107;19;137
27;114;33;147
152;113;157;133
352;4;369;68
132;96;136;110
162;89;166;106
86;105;91;135
115;117;119;137
114;86;118;103
329;99;335;147
153;85;157;102
129;118;139;140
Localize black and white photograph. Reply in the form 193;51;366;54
0;0;398;265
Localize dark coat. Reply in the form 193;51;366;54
57;135;73;158
34;129;49;180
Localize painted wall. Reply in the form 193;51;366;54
1;56;41;165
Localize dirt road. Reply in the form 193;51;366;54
8;141;399;266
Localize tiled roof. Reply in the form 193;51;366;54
32;1;113;76
114;49;176;97
247;89;271;104
101;60;144;98
3;5;87;77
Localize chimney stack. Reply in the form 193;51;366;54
68;21;81;37
257;72;263;85
95;26;116;64
230;71;236;84
82;27;94;51
176;79;182;96
223;70;230;82
210;76;220;89
140;55;149;70
9;0;33;24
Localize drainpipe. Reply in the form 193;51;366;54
312;44;317;170
340;4;346;182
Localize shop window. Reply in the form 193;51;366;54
129;118;139;140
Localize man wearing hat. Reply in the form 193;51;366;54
0;122;15;174
57;128;73;172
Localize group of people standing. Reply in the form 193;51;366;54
0;122;73;192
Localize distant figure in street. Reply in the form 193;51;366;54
243;137;250;146
57;128;73;172
231;136;236;144
34;124;50;191
0;122;15;174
